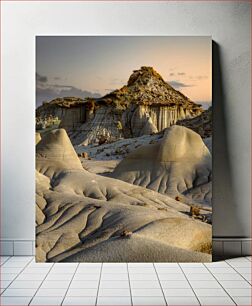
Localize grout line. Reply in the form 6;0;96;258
61;263;79;305
178;263;201;306
203;263;238;305
225;260;252;286
153;263;168;306
0;256;34;301
28;260;55;305
127;263;133;306
0;255;12;266
95;262;103;306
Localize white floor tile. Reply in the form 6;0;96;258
226;257;250;263
189;280;221;288
74;273;100;281
50;265;78;274
36;287;67;296
198;296;235;305
225;288;252;296
27;262;54;268
194;288;228;296
2;288;37;297
242;273;252;283
205;262;230;267
40;280;71;289
158;273;186;281
1;267;23;274
3;261;28;268
0;288;5;294
101;274;128;281
98;288;130;297
70;280;99;288
235;267;251;274
165;296;200;305
99;281;129;289
186;273;215;281
16;273;46;281
160;280;190;288
67;288;98;296
163;288;195;296
156;267;182;273
97;296;132;305
8;256;33;262
76;266;101;273
8;280;42;289
228;261;252;268
45;273;73;281
130;280;160;289
30;296;64;305
22;268;49;274
0;280;12;289
232;296;252;305
182;267;209;274
214;273;245;281
102;266;128;274
0;296;32;305
132;296;166;305
128;267;155;274
131;288;163;297
219;280;252;288
1;274;17;281
62;296;96;305
207;267;236;274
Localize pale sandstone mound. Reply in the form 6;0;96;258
36;132;41;145
36;128;211;262
111;125;212;205
36;128;83;177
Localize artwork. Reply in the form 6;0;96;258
36;36;212;262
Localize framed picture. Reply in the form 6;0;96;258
35;36;212;262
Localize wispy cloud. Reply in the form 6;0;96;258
36;73;101;106
168;80;194;89
36;73;47;83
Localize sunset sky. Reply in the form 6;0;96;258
36;36;212;107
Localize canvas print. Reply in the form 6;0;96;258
36;36;212;262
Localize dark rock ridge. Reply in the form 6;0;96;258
36;67;203;145
177;107;212;138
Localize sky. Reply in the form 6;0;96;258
36;36;212;107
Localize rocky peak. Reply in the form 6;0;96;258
127;66;166;87
99;67;202;111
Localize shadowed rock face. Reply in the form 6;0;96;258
36;128;211;262
36;67;203;145
111;125;212;206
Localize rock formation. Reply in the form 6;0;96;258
177;106;212;138
36;128;211;262
36;67;203;145
111;125;212;206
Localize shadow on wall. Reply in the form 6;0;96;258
212;41;245;246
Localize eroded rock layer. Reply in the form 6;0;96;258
36;67;203;145
36;128;211;262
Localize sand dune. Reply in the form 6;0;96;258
36;128;211;262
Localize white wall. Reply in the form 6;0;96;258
1;1;250;241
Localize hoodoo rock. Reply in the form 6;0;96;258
36;67;203;145
111;125;212;206
36;128;83;177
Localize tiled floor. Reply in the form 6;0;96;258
0;256;251;305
